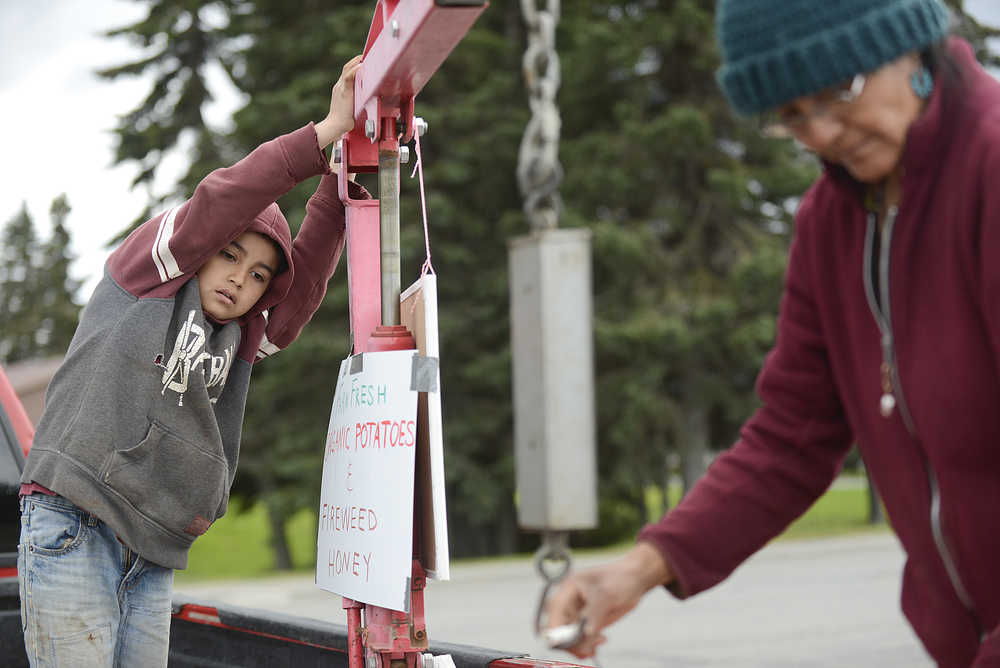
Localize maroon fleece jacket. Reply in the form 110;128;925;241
639;39;1000;667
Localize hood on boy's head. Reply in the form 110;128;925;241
241;202;294;319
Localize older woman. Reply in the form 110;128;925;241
545;1;1000;665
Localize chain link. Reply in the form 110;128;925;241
518;0;563;231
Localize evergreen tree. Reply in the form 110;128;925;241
946;0;1000;66
97;0;238;240
0;197;81;364
504;0;802;536
38;195;83;355
0;205;40;363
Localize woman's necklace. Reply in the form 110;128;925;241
866;179;902;419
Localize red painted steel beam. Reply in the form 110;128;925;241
355;0;488;145
339;1;488;353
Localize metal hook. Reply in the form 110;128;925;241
532;531;572;635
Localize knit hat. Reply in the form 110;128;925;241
716;0;951;116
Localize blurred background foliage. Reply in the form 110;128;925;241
0;195;81;364
4;0;995;567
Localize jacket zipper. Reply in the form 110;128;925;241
862;208;982;638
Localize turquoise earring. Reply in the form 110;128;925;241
910;66;934;99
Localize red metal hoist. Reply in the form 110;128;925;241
335;2;487;668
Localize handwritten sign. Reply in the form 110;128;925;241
316;349;418;612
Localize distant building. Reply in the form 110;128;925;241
3;357;62;425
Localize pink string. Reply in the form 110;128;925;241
410;127;435;277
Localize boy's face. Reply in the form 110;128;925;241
197;231;280;321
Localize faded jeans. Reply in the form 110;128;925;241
18;493;174;667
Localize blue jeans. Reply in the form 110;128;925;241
18;494;174;667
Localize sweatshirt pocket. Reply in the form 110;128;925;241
102;419;227;539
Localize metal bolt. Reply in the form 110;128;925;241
399;146;410;164
391;19;400;38
333;144;342;164
414;117;428;137
365;119;377;141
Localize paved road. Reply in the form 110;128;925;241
176;531;931;667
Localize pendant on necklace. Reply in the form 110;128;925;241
880;392;896;417
879;362;895;417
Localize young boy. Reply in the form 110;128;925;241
17;56;364;667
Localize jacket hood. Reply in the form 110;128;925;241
240;202;294;322
823;37;971;198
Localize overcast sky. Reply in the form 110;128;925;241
2;1;999;300
0;0;242;298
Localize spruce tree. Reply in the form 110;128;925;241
0;197;81;363
0;205;40;363
97;0;237;241
38;195;83;355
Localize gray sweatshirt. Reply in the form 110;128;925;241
22;124;364;569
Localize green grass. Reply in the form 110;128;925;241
175;501;320;583
645;474;881;540
177;476;885;582
780;484;882;540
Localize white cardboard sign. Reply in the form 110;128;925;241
315;349;418;612
400;274;450;580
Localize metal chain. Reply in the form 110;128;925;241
518;0;563;231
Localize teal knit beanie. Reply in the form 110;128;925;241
716;0;951;116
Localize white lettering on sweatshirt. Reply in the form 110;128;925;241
160;310;233;406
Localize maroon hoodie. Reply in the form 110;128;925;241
639;39;1000;666
22;123;366;569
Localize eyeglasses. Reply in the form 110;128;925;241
761;73;868;137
